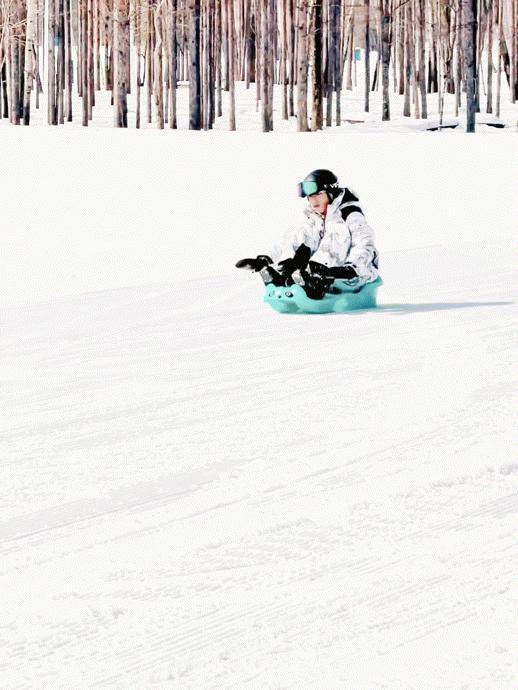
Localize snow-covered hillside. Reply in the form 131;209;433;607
1;131;517;688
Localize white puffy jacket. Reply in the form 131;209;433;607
273;188;379;283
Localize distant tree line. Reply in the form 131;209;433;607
1;0;517;132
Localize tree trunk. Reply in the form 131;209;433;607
189;0;201;129
281;0;288;118
104;0;112;91
289;0;295;117
113;0;129;127
311;0;323;130
88;0;95;117
296;0;308;130
381;0;391;121
48;0;57;124
56;0;64;124
416;0;427;118
1;60;8;118
397;0;405;94
332;0;341;125
486;0;493;112
495;0;502;116
65;0;73;121
136;0;141;128
147;2;154;123
154;0;165;129
82;0;89;125
345;12;354;92
169;0;178;127
216;0;222;116
403;1;412;116
260;0;270;130
228;0;236;129
364;0;370;111
512;0;518;100
325;0;333;126
455;0;462;115
23;0;36;124
462;0;478;131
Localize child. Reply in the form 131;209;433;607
236;169;380;299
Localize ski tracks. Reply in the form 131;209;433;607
1;262;517;688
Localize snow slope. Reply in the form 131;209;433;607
2;130;516;305
1;130;517;688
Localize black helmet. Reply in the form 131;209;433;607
297;169;340;198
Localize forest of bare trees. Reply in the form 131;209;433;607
1;0;517;131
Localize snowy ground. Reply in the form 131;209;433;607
1;128;517;688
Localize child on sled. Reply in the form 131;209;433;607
236;169;379;300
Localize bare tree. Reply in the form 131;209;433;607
380;0;391;121
189;0;201;128
364;0;370;112
227;0;236;129
154;0;164;128
23;0;35;123
310;0;323;130
416;0;427;118
486;0;493;112
462;0;478;131
296;0;308;131
113;0;129;126
1;0;514;131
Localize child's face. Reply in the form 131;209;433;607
308;191;329;215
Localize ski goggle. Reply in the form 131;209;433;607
297;180;320;198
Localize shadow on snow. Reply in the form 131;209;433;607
375;301;512;315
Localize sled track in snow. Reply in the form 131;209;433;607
2;251;517;688
2;390;512;558
4;464;517;687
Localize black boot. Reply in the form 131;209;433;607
235;255;284;286
235;255;274;272
292;269;334;300
275;244;312;285
258;265;286;286
259;244;313;287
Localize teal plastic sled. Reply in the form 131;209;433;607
264;277;383;314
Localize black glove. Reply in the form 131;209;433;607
308;261;329;277
329;264;358;280
276;244;312;284
235;255;273;272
